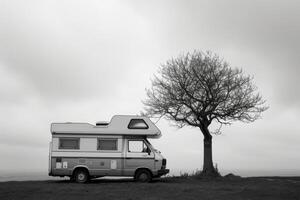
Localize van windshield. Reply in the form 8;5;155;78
145;139;158;152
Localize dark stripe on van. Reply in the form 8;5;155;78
51;156;154;160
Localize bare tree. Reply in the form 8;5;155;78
143;51;268;176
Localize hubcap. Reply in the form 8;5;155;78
78;173;85;181
139;173;148;181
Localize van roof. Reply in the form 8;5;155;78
50;115;161;138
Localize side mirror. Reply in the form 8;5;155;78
147;148;151;155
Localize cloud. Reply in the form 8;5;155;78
0;0;159;103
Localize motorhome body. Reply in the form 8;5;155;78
48;115;169;183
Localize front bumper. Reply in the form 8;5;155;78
157;169;170;176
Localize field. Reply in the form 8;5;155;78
0;176;300;200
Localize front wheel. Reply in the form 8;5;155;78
74;169;89;183
135;169;152;183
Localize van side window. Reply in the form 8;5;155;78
59;138;80;149
128;119;149;129
128;140;149;153
98;139;118;151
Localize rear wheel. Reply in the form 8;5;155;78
74;169;89;183
135;169;152;183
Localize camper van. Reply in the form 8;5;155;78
48;115;169;183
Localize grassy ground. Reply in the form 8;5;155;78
0;176;300;200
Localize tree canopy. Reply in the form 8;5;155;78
144;51;268;132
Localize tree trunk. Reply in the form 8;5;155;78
203;136;214;173
200;126;219;177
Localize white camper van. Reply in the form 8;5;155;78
48;115;169;183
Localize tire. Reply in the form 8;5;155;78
135;169;152;183
74;169;89;183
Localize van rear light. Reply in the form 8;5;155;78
161;159;167;169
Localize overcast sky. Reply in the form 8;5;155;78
0;0;300;176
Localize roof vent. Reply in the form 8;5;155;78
96;121;109;126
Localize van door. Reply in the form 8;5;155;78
123;139;155;176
